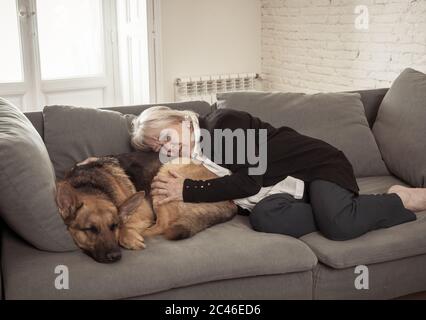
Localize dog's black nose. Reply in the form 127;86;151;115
106;251;122;262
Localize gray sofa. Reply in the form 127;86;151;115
1;88;426;300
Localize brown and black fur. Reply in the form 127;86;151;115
56;155;155;263
56;151;237;263
143;158;238;240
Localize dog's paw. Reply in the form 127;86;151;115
119;230;146;250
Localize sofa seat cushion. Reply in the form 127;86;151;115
312;254;426;300
1;216;317;299
301;176;426;269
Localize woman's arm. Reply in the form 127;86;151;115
151;167;263;204
183;168;263;203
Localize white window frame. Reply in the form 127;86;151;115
0;0;32;109
0;0;161;111
148;0;164;103
112;0;162;105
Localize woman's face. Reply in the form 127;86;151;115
145;121;194;157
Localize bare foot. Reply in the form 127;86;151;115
387;185;426;212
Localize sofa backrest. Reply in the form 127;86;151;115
347;88;388;128
25;89;388;137
215;89;390;177
25;100;213;139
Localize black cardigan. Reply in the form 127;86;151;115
183;109;359;203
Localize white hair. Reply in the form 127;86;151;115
131;106;199;151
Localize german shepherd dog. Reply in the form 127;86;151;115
56;151;237;263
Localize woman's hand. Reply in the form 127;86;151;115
151;170;185;205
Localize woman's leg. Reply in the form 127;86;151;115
249;193;317;238
309;180;417;241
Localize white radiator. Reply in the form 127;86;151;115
174;73;260;104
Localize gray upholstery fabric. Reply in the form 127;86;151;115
106;101;213;117
217;91;388;177
373;68;426;187
43;102;213;179
312;254;426;300
1;216;317;299
43;105;136;179
302;175;426;269
0;98;76;252
356;175;409;195
27;101;212;139
131;272;313;300
24;111;44;139
347;88;388;128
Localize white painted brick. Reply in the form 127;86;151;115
261;0;426;93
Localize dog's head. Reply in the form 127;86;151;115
56;182;145;263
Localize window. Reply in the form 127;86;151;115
116;0;151;105
36;0;104;80
0;0;157;111
0;0;23;83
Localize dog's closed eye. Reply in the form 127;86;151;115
110;223;119;231
81;226;100;234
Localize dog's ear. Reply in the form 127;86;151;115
118;191;146;223
56;181;82;225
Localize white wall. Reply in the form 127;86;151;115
159;0;262;102
262;0;426;93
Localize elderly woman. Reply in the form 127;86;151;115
131;106;424;240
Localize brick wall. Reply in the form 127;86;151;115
261;0;426;92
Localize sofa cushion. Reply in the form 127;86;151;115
1;216;317;299
373;68;426;187
348;88;388;128
217;91;388;177
133;272;313;299
106;101;214;117
0;98;76;252
312;254;426;300
301;175;426;269
43;105;135;179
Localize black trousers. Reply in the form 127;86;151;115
249;180;416;241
